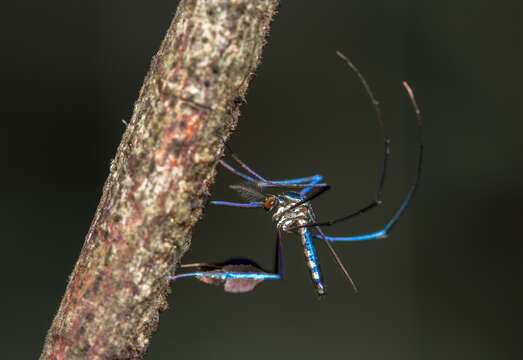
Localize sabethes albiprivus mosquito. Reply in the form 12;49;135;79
169;52;423;296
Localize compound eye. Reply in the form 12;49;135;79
263;196;276;211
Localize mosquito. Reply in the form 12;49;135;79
169;52;423;296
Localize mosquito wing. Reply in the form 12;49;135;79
229;182;266;202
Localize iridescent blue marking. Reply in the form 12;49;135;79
311;165;419;242
384;183;417;231
169;272;280;280
313;229;387;242
298;174;324;196
268;175;322;185
220;160;327;190
210;201;264;208
283;192;302;200
302;228;325;294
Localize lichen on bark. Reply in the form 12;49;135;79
39;1;280;359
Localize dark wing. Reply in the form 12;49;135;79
229;182;266;202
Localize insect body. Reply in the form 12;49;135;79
267;192;325;294
169;52;423;296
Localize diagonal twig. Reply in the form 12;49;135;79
39;1;280;359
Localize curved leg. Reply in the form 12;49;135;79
312;81;423;243
299;52;391;228
301;137;389;228
313;229;387;242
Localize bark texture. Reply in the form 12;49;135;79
40;1;279;359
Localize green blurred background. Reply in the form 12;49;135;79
2;1;522;359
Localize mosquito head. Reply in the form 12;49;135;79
263;195;277;211
264;193;304;212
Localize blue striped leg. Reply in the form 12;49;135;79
210;201;264;208
169;231;285;293
219;159;328;191
299;174;325;196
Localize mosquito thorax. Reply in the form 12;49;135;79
269;192;313;232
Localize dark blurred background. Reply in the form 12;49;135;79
2;1;522;359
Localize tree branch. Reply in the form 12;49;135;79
39;1;279;359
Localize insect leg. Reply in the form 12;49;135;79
300;52;390;227
312;82;422;242
220;160;328;189
314;225;358;292
169;231;285;293
210;200;264;208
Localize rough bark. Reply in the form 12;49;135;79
40;1;279;359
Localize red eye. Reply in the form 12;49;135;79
264;196;275;211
